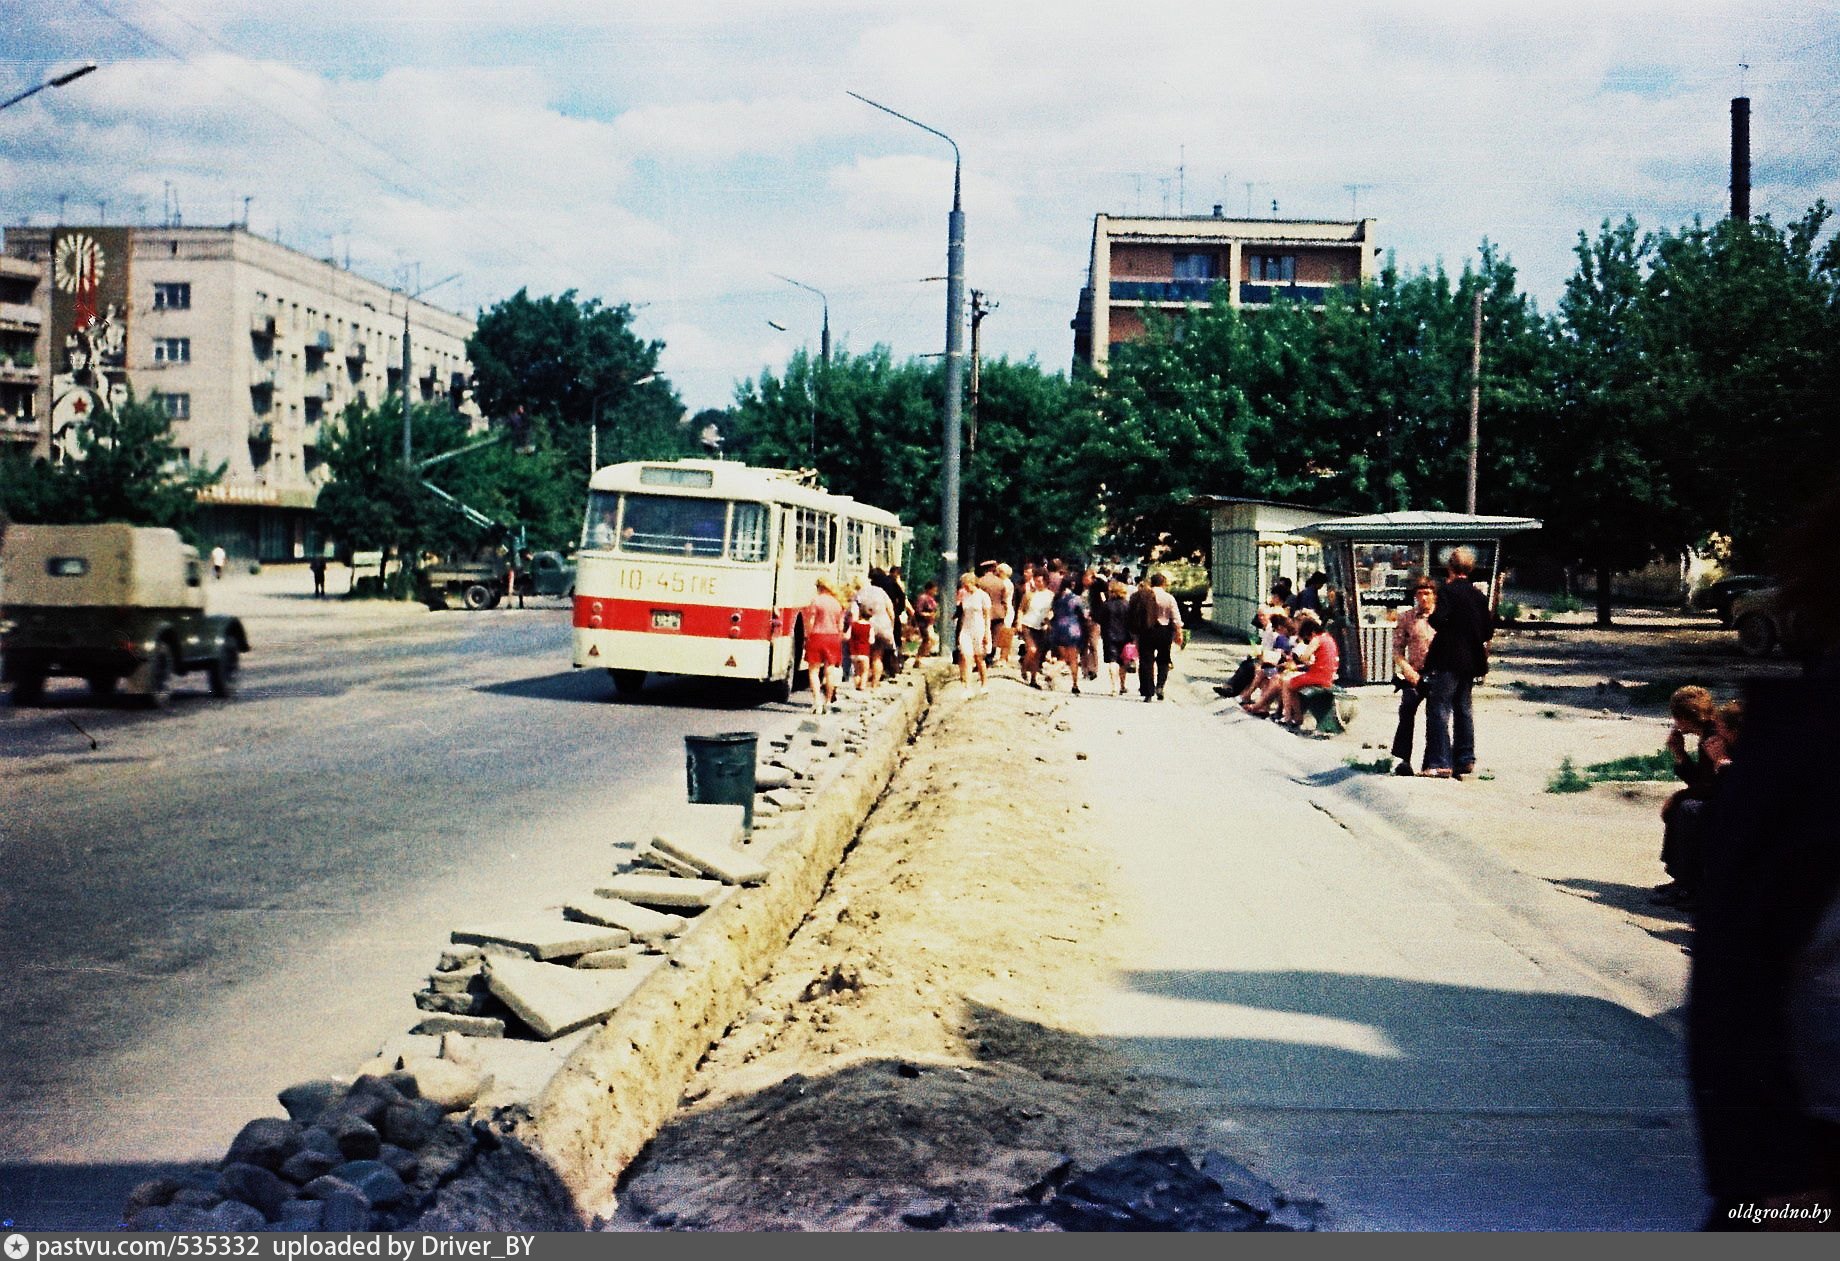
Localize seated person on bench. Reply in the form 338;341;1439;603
1280;610;1340;730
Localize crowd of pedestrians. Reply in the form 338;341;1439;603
802;555;1195;705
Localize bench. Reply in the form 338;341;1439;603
1295;685;1357;735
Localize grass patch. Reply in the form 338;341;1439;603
1540;709;1559;719
1582;750;1676;781
1546;756;1592;794
1343;755;1396;775
1547;593;1587;615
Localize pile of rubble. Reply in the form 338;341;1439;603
124;1067;490;1231
989;1147;1323;1232
121;680;925;1231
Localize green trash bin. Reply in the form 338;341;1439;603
685;730;758;833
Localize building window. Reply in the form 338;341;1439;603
153;337;191;364
1250;254;1297;283
152;282;191;310
154;392;190;419
1172;252;1219;281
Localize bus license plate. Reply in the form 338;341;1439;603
651;609;682;631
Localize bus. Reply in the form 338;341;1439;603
573;459;911;700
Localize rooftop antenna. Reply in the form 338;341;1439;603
1177;145;1186;214
1271;198;1279;218
242;195;253;229
1244;181;1255;215
1345;183;1372;216
57;193;67;224
96;197;107;224
1158;176;1172;214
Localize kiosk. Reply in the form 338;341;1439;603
1304;511;1542;685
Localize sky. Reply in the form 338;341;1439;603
3;0;1837;413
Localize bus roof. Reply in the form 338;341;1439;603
589;459;906;529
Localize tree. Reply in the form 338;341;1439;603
1548;217;1685;623
467;289;691;473
0;396;222;534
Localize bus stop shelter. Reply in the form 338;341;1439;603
1305;510;1543;684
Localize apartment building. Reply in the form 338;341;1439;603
0;255;44;448
1072;211;1379;370
0;224;477;562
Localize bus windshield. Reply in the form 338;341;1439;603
582;491;770;562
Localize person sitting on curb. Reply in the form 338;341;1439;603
1653;685;1733;909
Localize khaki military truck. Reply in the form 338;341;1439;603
0;523;250;707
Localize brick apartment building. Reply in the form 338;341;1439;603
1072;211;1379;370
0;224;477;562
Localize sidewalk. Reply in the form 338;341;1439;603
1052;648;1704;1229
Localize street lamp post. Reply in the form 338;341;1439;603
849;92;964;660
0;62;98;113
771;275;829;463
400;271;460;468
589;373;657;473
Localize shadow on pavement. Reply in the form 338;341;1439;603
1551;877;1696;949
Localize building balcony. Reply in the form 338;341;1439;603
1108;279;1225;304
250;368;278;393
307;329;334;354
345;341;367;364
0;359;39;384
0;411;41;442
250;311;277;338
249;422;273;446
1239;282;1339;306
0;301;42;331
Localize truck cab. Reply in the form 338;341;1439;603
0;523;250;706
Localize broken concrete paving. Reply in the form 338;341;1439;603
128;670;936;1230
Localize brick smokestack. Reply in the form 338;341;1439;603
1731;96;1751;222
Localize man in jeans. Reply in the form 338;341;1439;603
1130;572;1186;702
1420;547;1492;779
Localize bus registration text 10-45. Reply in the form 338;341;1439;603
618;568;721;598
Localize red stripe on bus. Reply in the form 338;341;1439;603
574;596;794;640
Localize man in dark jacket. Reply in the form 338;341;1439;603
1420;547;1492;778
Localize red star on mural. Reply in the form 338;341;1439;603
71;396;89;415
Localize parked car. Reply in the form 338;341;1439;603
0;523;249;706
1691;573;1774;626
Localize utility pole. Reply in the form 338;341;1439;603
849;92;964;661
1466;287;1482;514
400;271;460;468
965;290;995;568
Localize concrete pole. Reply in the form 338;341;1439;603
1466;287;1482;514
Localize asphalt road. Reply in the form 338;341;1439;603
0;601;783;1229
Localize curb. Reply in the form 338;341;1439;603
414;666;942;1227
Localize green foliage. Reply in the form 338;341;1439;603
1546;593;1587;615
1497;599;1521;621
725;346;1103;581
1343;754;1397;774
1546;756;1592;793
467;289;692;475
0;395;223;535
312;399;581;573
1582;750;1676;781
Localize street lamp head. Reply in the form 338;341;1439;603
49;62;99;89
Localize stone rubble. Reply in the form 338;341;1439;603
124;672;930;1231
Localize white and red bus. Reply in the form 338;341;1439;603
572;459;910;700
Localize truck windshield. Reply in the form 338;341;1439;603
582;492;770;563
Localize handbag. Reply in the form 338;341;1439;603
1121;641;1139;666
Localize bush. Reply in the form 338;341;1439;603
1547;756;1592;793
1496;600;1521;622
1547;593;1587;615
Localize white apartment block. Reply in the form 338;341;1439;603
1;224;477;562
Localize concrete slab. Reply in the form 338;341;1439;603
409;1014;506;1039
562;895;688;942
761;788;804;811
662;803;746;849
451;915;631;961
484;956;655;1041
633;845;705;879
595;873;731;910
649;834;770;886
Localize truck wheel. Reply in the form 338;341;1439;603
462;583;494;611
1736;612;1777;658
141;643;175;709
208;643;241;698
610;668;646;699
10;670;45;707
86;673;119;699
